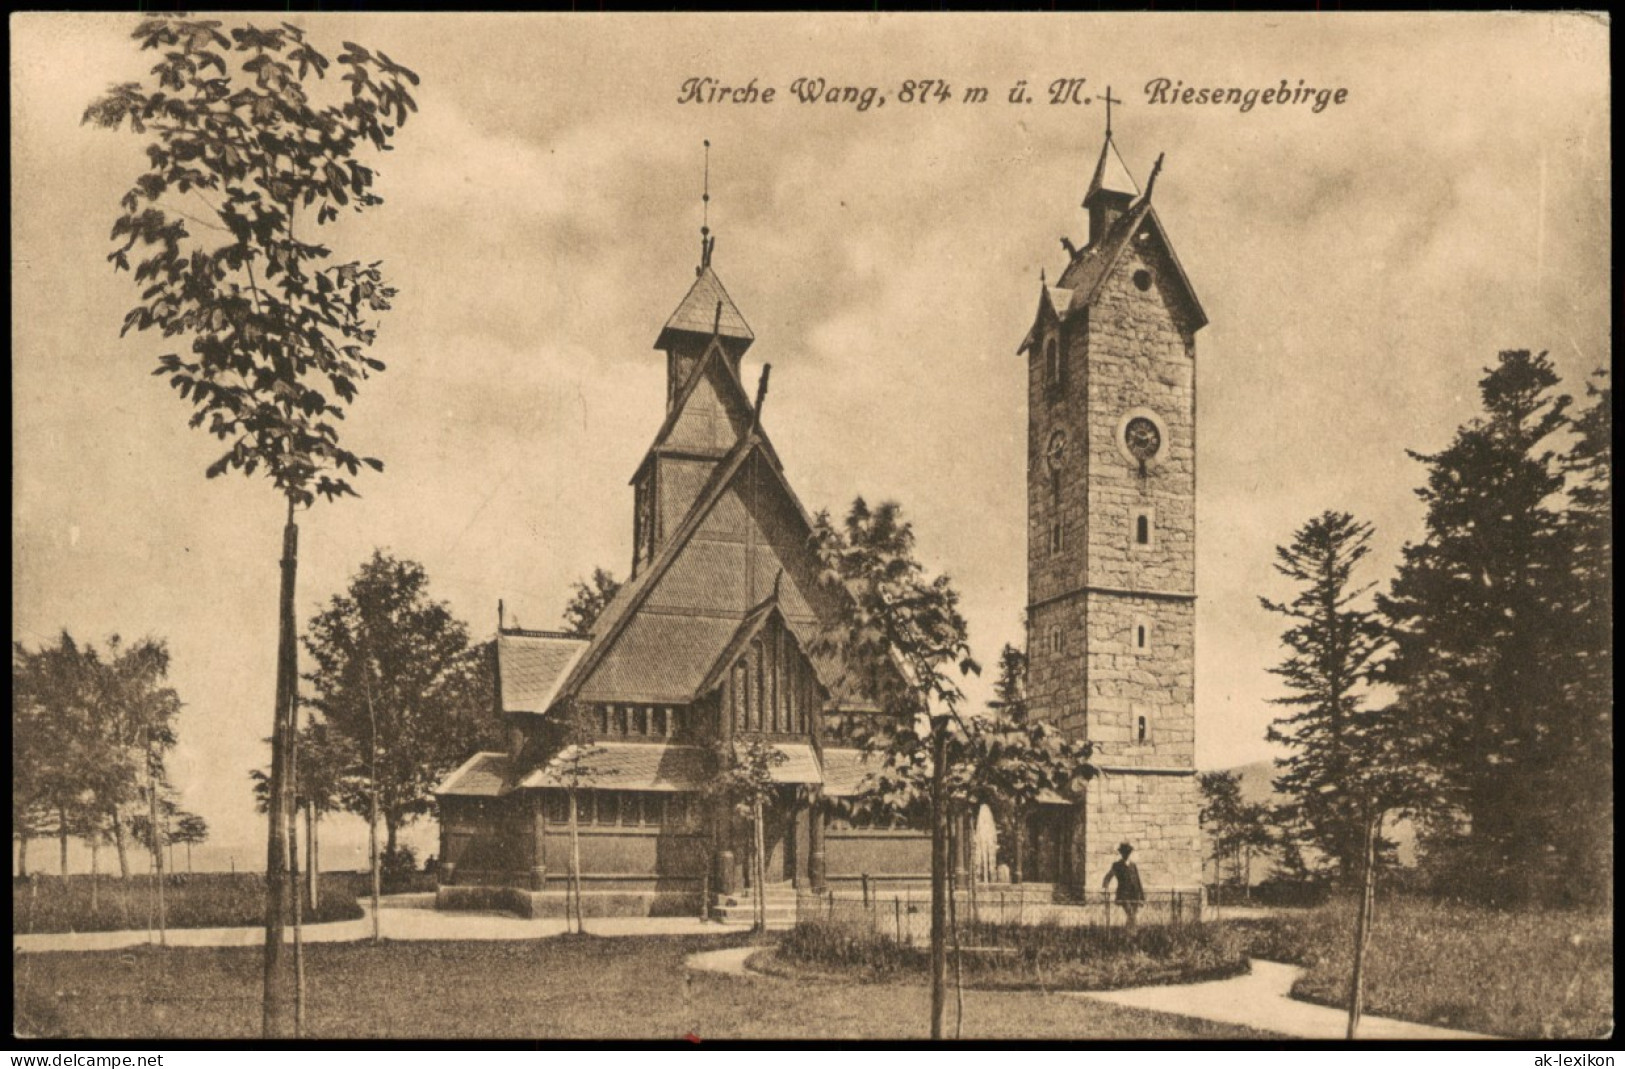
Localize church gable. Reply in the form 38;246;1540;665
570;437;835;706
656;340;755;457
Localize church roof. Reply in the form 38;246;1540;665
1083;132;1139;207
763;742;823;785
555;431;814;704
1018;194;1207;354
631;334;782;484
521;742;709;792
436;751;515;798
497;630;589;714
655;265;755;353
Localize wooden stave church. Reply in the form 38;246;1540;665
433;237;929;914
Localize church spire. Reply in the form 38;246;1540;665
1083;96;1139;246
656;140;754;409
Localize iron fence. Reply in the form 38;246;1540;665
797;883;1204;944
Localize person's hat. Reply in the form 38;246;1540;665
1118;841;1133;855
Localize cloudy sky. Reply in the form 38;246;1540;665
12;12;1609;871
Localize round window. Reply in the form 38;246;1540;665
1132;269;1153;292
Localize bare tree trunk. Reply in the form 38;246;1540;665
58;806;69;876
186;840;193;874
929;722;949;1041
113;810;131;880
289;734;305;1039
263;508;298;1038
1347;813;1380;1040
306;805;318;911
369;783;382;945
950;818;964;1040
1009;810;1024;885
568;789;585;935
149;766;166;947
90;836;100;914
18;833;28;878
752;799;767;933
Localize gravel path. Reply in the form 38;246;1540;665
1075;959;1495;1040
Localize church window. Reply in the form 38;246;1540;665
1132;615;1153;654
597;705;611;735
1137;715;1150;743
1044;336;1060;391
1133;269;1153;292
617;705;630;735
1131;506;1156;550
1048;627;1063;655
545;791;568;824
598;792;620;826
1050;520;1064;555
577;791;595;825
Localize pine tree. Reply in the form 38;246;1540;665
1261;511;1389;884
1377;350;1576;905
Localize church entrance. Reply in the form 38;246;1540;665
1024;808;1070;884
739;788;805;888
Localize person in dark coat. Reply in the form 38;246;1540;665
1102;841;1147;926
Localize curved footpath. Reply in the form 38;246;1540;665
13;900;745;954
683;948;1495;1041
17;908;1492;1041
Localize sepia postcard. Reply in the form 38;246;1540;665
11;11;1612;1047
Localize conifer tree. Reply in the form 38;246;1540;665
1377;350;1575;905
1261;511;1389;884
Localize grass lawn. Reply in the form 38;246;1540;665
15;934;1278;1040
14;874;363;934
1225;896;1613;1039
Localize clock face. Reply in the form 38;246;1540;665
1045;430;1068;471
1124;417;1162;461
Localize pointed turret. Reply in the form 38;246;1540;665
655;239;754;410
1082;132;1139;246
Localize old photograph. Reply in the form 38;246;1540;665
11;11;1612;1044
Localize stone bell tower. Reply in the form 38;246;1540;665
1018;115;1207;894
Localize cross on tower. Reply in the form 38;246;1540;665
1100;85;1123;136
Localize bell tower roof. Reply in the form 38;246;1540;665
1083;131;1139;210
654;261;755;354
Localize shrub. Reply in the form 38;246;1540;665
380;846;419;893
780;917;1248;991
13;873;362;934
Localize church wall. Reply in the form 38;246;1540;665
1079;771;1204;891
824;829;932;882
1081;235;1196;595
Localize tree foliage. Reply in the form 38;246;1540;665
1261;511;1391;882
12;632;184;873
300;551;499;851
84;17;420;506
1376;350;1590;905
561;568;622;638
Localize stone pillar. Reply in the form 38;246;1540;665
808;795;827;893
530;793;547;891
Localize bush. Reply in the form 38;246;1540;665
780;917;1248;991
13;873;362;934
380;846;418;893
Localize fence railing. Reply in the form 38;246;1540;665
797;884;1204;943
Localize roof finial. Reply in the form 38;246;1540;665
699;138;713;271
751;364;772;430
1100;85;1122;138
1142;152;1165;204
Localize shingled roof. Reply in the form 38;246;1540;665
654;265;754;353
436;751;515;797
497;630;589;714
521;742;710;792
